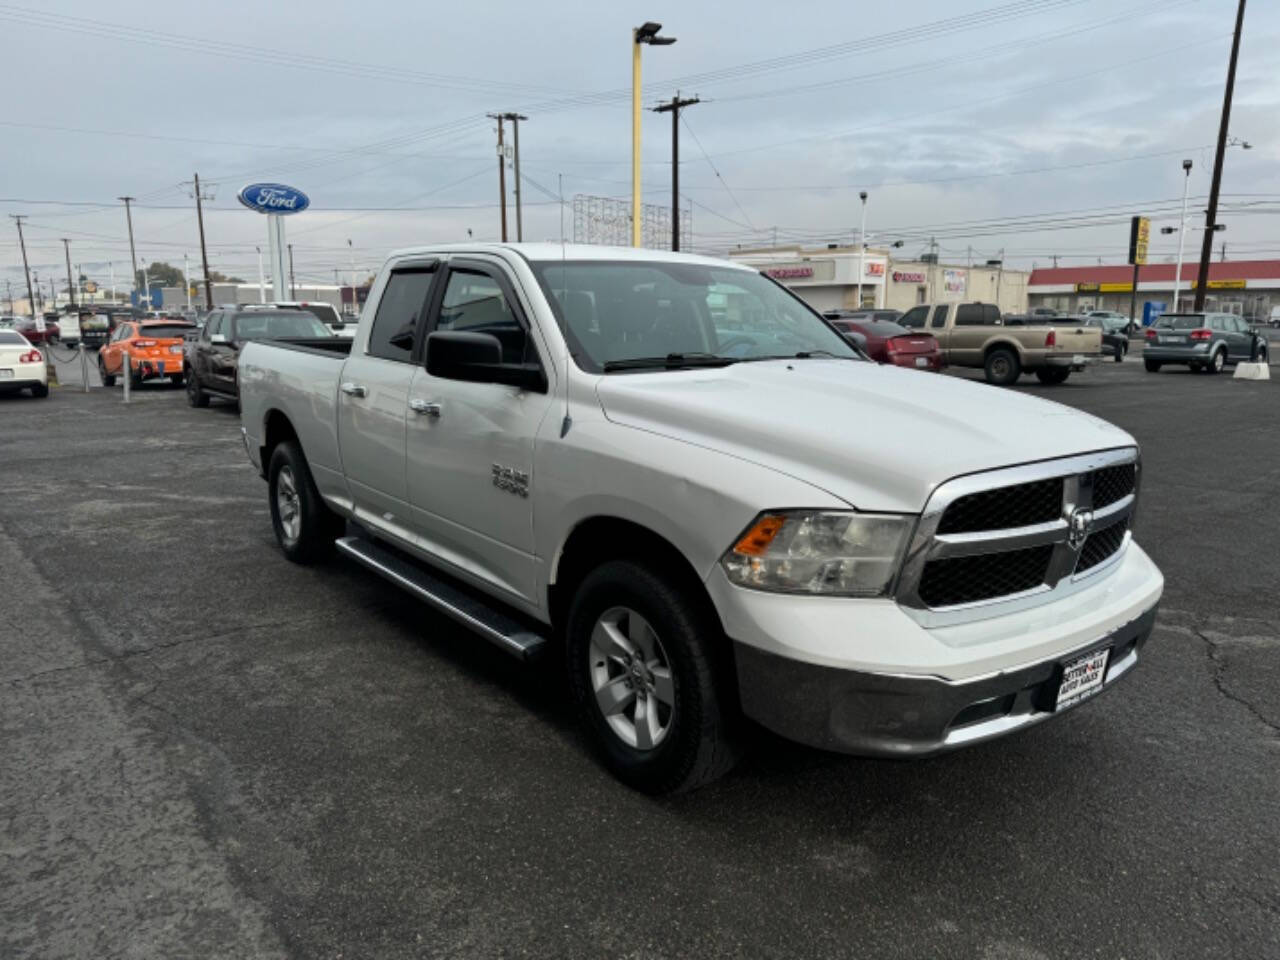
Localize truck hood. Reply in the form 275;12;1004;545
594;359;1133;513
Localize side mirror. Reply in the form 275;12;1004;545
426;330;546;391
210;333;229;345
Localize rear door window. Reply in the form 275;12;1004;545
368;268;436;362
955;304;985;326
929;305;949;329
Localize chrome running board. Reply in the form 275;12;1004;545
335;536;548;661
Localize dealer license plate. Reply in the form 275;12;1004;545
915;356;928;368
0;369;12;379
1055;648;1110;710
1161;336;1185;344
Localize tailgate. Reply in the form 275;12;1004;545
1046;324;1102;355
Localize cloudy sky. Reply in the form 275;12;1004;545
2;0;1277;296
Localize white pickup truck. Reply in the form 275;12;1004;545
238;244;1163;793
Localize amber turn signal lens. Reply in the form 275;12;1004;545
732;514;786;556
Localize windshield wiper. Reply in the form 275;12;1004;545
739;349;856;362
602;352;740;372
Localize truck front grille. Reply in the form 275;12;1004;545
919;545;1054;608
937;478;1063;534
897;449;1140;616
1075;517;1129;574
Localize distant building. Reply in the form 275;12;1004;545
1027;260;1280;322
729;245;1029;315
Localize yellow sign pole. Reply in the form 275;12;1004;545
631;31;642;248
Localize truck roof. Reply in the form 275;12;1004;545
382;242;753;271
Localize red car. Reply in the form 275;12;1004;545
10;317;59;345
826;317;943;372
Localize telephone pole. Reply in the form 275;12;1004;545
1194;0;1247;311
487;114;509;241
653;93;700;251
10;215;36;319
62;238;76;307
118;196;139;298
192;173;214;309
500;113;528;241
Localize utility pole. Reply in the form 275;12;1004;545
487;114;509;241
347;238;356;315
118;196;139;300
10;215;36;319
1194;0;1247;311
653;94;700;251
192;173;214;309
183;254;191;311
62;238;76;308
499;113;528;241
287;243;296;298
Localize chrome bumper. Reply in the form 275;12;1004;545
734;603;1158;757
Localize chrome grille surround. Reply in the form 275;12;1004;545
896;447;1140;626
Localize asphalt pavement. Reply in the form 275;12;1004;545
1;357;1277;960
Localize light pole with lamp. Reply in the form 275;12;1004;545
632;21;676;248
1168;159;1193;313
856;191;868;309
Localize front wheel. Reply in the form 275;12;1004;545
1114;342;1126;363
1035;367;1071;385
1144;359;1162;373
186;368;209;408
984;347;1021;386
566;560;741;794
267;441;342;564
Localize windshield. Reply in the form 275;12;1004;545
231;311;333;340
530;260;858;372
1155;314;1207;330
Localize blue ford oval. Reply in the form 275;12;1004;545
237;183;310;215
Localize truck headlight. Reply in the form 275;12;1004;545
721;511;913;596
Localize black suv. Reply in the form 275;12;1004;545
184;306;334;408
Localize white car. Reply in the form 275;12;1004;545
0;329;49;397
236;244;1164;792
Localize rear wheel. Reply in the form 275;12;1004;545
1144;359;1162;373
30;383;49;398
1206;348;1225;374
1114;341;1126;363
99;356;115;387
1035;367;1071;385
566;560;741;794
984;347;1021;386
267;441;342;564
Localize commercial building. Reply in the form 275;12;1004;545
729;245;1029;315
1027;259;1280;322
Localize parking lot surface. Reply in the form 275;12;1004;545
2;359;1277;960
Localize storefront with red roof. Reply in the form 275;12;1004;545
1027;259;1280;322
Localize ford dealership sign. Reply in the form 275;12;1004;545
237;183;310;215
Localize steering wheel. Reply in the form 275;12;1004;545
716;335;758;356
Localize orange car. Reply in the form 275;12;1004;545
97;318;195;388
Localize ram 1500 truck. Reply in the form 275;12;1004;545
237;244;1163;793
899;302;1102;385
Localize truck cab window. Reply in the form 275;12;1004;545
438;269;528;364
955;304;984;326
899;306;927;329
369;269;434;362
929;305;949;328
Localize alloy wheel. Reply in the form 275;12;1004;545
588;606;675;751
275;465;301;544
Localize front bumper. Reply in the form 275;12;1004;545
735;604;1156;756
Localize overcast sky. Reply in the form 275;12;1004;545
2;0;1277;295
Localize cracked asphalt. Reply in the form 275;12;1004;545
2;357;1277;960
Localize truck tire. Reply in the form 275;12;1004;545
566;559;742;794
99;356;115;387
1144;359;1161;373
984;347;1021;386
186;368;209;407
267;441;341;564
1114;342;1126;362
1035;367;1071;385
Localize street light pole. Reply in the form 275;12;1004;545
1193;0;1247;312
1171;159;1193;313
632;22;677;248
256;246;266;303
856;191;868;309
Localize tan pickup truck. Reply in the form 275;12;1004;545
898;302;1101;385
